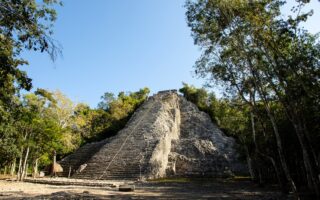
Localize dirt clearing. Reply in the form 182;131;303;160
0;178;292;199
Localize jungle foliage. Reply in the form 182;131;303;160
185;0;320;197
0;88;150;180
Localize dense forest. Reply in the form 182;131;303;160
0;87;150;179
0;0;319;198
184;0;320;197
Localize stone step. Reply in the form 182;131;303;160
80;169;141;173
58;139;108;176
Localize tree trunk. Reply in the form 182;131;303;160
17;150;23;181
20;146;30;181
250;94;287;190
292;120;320;197
226;60;297;194
265;105;297;194
246;59;298;194
252;113;284;189
10;158;16;176
245;146;255;180
258;168;263;185
303;122;319;172
23;163;29;180
267;76;320;196
257;44;320;196
32;158;39;178
248;110;257;181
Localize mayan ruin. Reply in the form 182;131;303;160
59;90;246;180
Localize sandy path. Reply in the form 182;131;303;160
0;180;117;199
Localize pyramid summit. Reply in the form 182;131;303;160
59;90;247;180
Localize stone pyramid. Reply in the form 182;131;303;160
59;90;246;180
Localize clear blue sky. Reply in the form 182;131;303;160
21;0;320;108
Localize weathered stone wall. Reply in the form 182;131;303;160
167;96;244;177
147;92;180;179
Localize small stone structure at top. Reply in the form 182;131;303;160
59;90;247;180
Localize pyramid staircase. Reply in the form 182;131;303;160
71;97;163;180
59;139;108;177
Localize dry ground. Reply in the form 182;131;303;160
0;177;293;199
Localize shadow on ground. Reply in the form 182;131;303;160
15;179;293;200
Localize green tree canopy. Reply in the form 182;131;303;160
186;0;320;196
0;0;61;102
